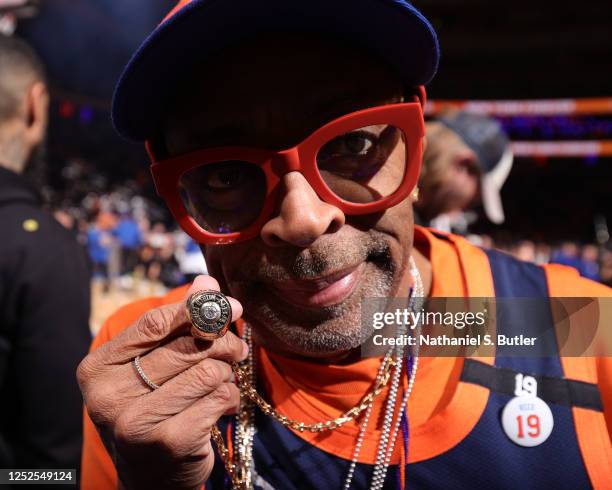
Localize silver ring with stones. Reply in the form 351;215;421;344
187;290;232;340
133;355;160;391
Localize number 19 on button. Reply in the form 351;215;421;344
502;396;554;447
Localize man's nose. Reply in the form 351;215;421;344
260;172;345;248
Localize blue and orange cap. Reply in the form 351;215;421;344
112;0;440;142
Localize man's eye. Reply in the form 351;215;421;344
205;165;246;190
341;133;374;155
320;131;375;159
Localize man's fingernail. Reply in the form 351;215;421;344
241;341;249;359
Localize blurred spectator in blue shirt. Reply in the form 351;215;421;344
87;217;113;292
579;244;601;282
113;214;142;274
551;242;601;282
551;242;582;270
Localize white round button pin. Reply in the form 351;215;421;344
501;396;554;447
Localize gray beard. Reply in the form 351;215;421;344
240;238;399;357
251;273;393;356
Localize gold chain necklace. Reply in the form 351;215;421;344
232;356;397;432
211;354;397;489
213;257;423;489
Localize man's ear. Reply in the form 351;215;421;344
23;81;49;147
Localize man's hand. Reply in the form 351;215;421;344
77;275;247;490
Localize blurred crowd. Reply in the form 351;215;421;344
47;159;612;297
49;160;207;296
467;235;612;286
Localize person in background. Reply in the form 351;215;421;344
579;244;601;282
550;241;582;270
138;222;169;283
416;110;514;233
0;35;91;472
550;242;604;282
113;212;142;275
87;213;114;292
147;221;172;251
600;248;612;287
513;240;536;262
534;242;552;265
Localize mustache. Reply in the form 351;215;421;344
235;232;395;283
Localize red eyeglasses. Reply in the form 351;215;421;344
149;100;425;245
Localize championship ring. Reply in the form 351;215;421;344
187;290;232;340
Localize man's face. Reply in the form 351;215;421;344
418;122;480;221
164;37;417;358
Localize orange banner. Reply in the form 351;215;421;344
426;98;612;116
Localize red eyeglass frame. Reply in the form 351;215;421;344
148;95;426;245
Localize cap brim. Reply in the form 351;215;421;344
481;175;505;224
112;0;439;141
480;148;514;224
